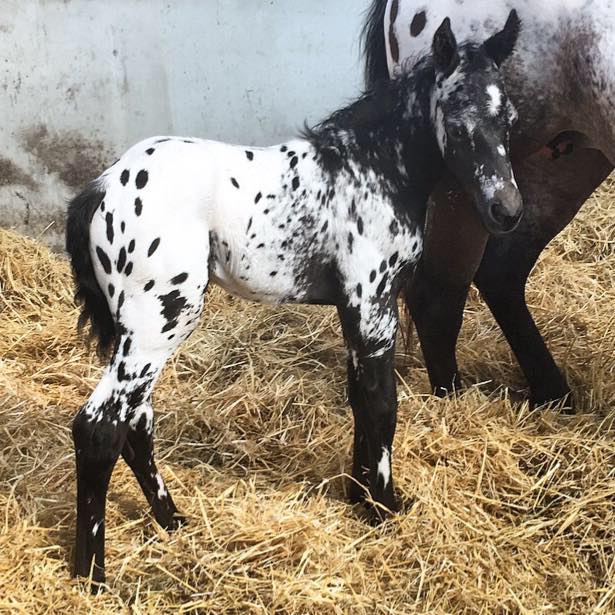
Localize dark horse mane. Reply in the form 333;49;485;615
362;0;390;87
301;37;499;169
301;56;434;154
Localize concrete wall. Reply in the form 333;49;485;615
0;0;371;249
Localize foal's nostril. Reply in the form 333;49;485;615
489;201;508;224
489;200;522;232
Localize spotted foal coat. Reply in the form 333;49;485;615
66;17;520;585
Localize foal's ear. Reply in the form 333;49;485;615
432;17;459;76
483;9;521;67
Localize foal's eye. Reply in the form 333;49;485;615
448;125;465;140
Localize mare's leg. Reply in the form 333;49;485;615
474;148;613;407
404;186;489;395
338;304;398;516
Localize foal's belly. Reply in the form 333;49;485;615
209;234;342;305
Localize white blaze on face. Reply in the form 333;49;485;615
377;446;391;489
497;145;506;157
486;84;502;116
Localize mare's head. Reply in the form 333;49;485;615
430;10;522;234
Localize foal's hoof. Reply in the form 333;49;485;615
89;579;106;595
348;481;397;524
163;512;187;532
530;390;574;414
74;569;106;594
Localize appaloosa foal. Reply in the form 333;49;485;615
66;13;521;585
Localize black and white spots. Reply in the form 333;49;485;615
410;10;427;37
96;246;112;275
105;212;114;244
158;290;188;333
117;247;127;273
171;273;188;285
148;238;160;257
135;170;149;190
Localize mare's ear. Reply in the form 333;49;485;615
432;17;459;76
483;9;521;67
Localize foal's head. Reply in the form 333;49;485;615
430;10;523;234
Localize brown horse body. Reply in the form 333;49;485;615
363;0;615;406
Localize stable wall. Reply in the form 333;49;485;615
0;1;369;249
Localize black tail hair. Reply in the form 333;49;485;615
66;182;116;358
361;0;390;87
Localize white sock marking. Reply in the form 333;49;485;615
377;446;391;489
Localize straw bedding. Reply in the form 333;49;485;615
0;177;613;613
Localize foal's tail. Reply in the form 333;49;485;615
66;181;116;358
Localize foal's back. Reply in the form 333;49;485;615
91;133;421;316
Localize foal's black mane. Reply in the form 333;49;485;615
301;57;434;159
304;40;494;157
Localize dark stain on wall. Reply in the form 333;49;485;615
0;157;37;190
22;124;113;189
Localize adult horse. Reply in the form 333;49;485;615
363;0;615;407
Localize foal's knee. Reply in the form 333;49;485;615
72;407;126;468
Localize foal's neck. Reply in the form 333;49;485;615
308;65;444;208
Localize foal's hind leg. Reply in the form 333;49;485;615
338;304;398;517
121;401;184;530
474;147;613;408
73;276;208;585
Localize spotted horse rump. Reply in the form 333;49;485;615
66;13;521;588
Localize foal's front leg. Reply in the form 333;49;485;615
338;305;398;517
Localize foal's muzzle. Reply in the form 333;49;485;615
483;184;523;235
